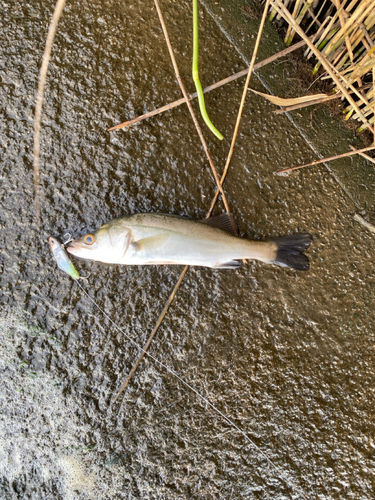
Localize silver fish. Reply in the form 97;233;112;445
67;213;312;270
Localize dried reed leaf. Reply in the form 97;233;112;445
250;89;328;106
274;93;341;114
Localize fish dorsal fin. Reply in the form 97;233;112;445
131;234;169;252
199;213;239;236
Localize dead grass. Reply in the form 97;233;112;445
285;48;375;148
242;1;375;149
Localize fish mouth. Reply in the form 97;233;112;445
66;241;86;256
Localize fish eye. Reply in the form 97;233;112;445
84;234;96;245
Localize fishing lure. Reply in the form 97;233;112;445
48;236;80;280
192;0;223;140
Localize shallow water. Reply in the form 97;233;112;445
1;0;375;498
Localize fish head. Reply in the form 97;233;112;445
67;222;132;263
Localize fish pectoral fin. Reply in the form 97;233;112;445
213;260;243;269
131;234;169;253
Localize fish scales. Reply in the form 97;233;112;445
117;214;276;266
67;213;312;270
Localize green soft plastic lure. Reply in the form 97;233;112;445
48;236;80;280
192;0;223;140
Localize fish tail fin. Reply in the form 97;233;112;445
272;233;312;271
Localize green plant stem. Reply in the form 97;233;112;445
192;0;223;140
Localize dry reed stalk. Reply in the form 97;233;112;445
320;2;375;79
113;265;189;402
306;11;341;58
347;14;375;52
342;30;375;67
332;37;355;68
331;0;374;47
306;0;328;33
277;0;293;20
325;1;336;18
346;0;362;10
115;0;235;396
333;32;366;71
251;89;328;105
294;0;316;38
313;2;375;72
349;144;375;166
274;146;375;174
33;0;67;225
285;0;303;44
335;44;367;72
359;115;374;132
270;0;290;21
334;0;353;62
269;0;374;132
308;21;339;61
348;48;375;83
364;10;375;34
152;0;229;212
325;0;374;53
208;0;271;217
306;15;321;34
316;18;369;110
359;23;374;48
337;47;375;84
336;69;373;114
365;87;374;104
109;40;307;131
352;107;373;121
115;0;271;395
354;213;375;233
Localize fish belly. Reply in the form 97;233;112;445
120;225;274;267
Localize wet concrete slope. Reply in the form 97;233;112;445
202;0;375;214
0;0;375;498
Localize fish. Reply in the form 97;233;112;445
48;236;80;279
66;213;312;270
